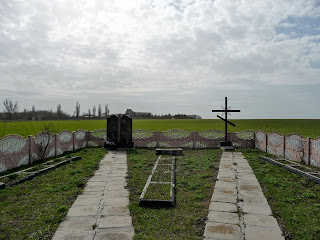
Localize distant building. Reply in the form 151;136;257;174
187;114;202;119
125;109;152;119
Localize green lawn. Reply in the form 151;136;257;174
127;148;222;240
0;119;320;138
0;147;107;240
240;148;320;240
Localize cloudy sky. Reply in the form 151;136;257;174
1;0;320;119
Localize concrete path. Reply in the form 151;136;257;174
204;151;284;240
52;151;135;240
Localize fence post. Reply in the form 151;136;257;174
72;131;75;151
282;135;286;158
28;135;33;164
54;133;58;157
193;131;196;149
306;137;311;165
265;132;268;153
156;131;160;148
86;130;89;148
253;131;256;149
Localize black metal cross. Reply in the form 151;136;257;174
212;97;240;142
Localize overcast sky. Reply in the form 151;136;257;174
1;0;320;119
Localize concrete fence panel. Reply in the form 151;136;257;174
310;138;320;167
0;134;29;172
285;134;306;163
267;132;283;156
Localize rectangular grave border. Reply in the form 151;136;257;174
0;156;82;190
139;155;176;207
260;156;320;184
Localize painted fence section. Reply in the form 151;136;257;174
133;129;254;148
2;128;319;172
0;129;108;173
0;129;254;173
255;131;320;167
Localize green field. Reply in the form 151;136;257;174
0;119;320;138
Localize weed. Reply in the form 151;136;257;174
8;174;18;180
57;205;68;212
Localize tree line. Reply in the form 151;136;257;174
1;99;110;121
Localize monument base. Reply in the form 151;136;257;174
220;141;235;150
220;141;232;146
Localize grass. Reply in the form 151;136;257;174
240;148;320;240
0;147;107;240
126;148;222;240
144;183;172;200
1;119;320;138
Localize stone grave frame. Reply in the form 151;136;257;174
139;155;176;207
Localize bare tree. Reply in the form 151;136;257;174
75;102;80;120
33;123;56;162
92;105;96;118
3;99;18;121
88;108;91;119
98;104;102;119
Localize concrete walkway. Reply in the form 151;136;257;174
204;151;284;240
52;151;134;240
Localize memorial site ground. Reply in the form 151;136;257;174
1;119;320;138
0;147;319;239
1;118;320;239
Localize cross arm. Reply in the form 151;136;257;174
212;110;225;112
217;115;236;127
212;110;241;112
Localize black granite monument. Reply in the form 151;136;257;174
106;114;133;148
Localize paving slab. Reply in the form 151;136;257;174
244;214;280;228
204;222;241;240
208;211;239;225
209;202;238;213
52;151;135;240
245;225;284;240
56;217;97;231
52;231;94;240
211;193;237;204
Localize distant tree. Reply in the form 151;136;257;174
32;105;35;112
3;99;18;121
75;102;80;120
98;104;102;119
92;105;96;118
57;104;62;119
105;104;109;118
88;108;91;119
